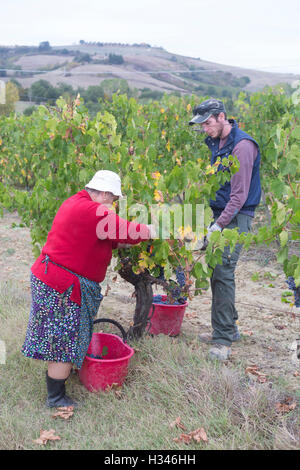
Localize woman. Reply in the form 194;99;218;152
21;170;154;408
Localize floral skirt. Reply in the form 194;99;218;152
21;273;99;368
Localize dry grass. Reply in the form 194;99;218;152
0;280;299;450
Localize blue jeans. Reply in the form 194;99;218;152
210;213;252;346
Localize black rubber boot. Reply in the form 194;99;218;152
46;372;78;408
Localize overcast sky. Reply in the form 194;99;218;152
1;0;300;73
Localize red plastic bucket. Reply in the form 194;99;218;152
147;295;188;336
78;332;134;392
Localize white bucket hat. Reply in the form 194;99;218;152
86;170;123;197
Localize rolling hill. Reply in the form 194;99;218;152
1;42;299;99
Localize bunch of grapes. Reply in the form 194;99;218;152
153;265;187;304
175;266;186;288
157;266;166;281
87;353;103;360
153;294;166;304
150;243;187;304
286;276;300;307
153;294;184;306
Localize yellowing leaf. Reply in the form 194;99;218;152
154;190;164;202
177;225;194;241
279;231;288;247
151;171;161;180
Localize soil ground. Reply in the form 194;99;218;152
0;209;299;392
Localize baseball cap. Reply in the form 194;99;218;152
189;99;226;125
86;170;123;197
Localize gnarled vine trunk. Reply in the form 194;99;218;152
118;257;154;339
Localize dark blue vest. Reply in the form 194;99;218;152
205;120;261;216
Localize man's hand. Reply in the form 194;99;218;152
206;223;222;240
199;223;222;251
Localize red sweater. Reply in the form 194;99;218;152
31;190;150;305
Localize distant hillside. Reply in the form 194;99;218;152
0;41;299;99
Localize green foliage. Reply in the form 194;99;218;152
30;80;59;103
139;88;164;101
38;41;52;52
0;81;19;116
107;53;124;65
0;86;299;291
235;85;300;285
74;52;92;63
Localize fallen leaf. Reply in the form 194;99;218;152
245;365;267;383
185;312;197;319
173;427;208;445
242;330;253;336
174;433;191;444
190;427;208;443
52;406;74;420
245;365;259;374
170;417;186;431
256;374;268;383
105;383;123;398
33;429;61;445
275;397;297;414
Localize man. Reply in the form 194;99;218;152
189;99;261;361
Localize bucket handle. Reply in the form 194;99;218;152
93;318;128;343
145;304;155;334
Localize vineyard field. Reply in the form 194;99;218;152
1;208;299;390
0;87;299;449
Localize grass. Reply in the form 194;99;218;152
0;280;299;450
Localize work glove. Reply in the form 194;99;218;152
206;223;222;240
200;223;222;251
